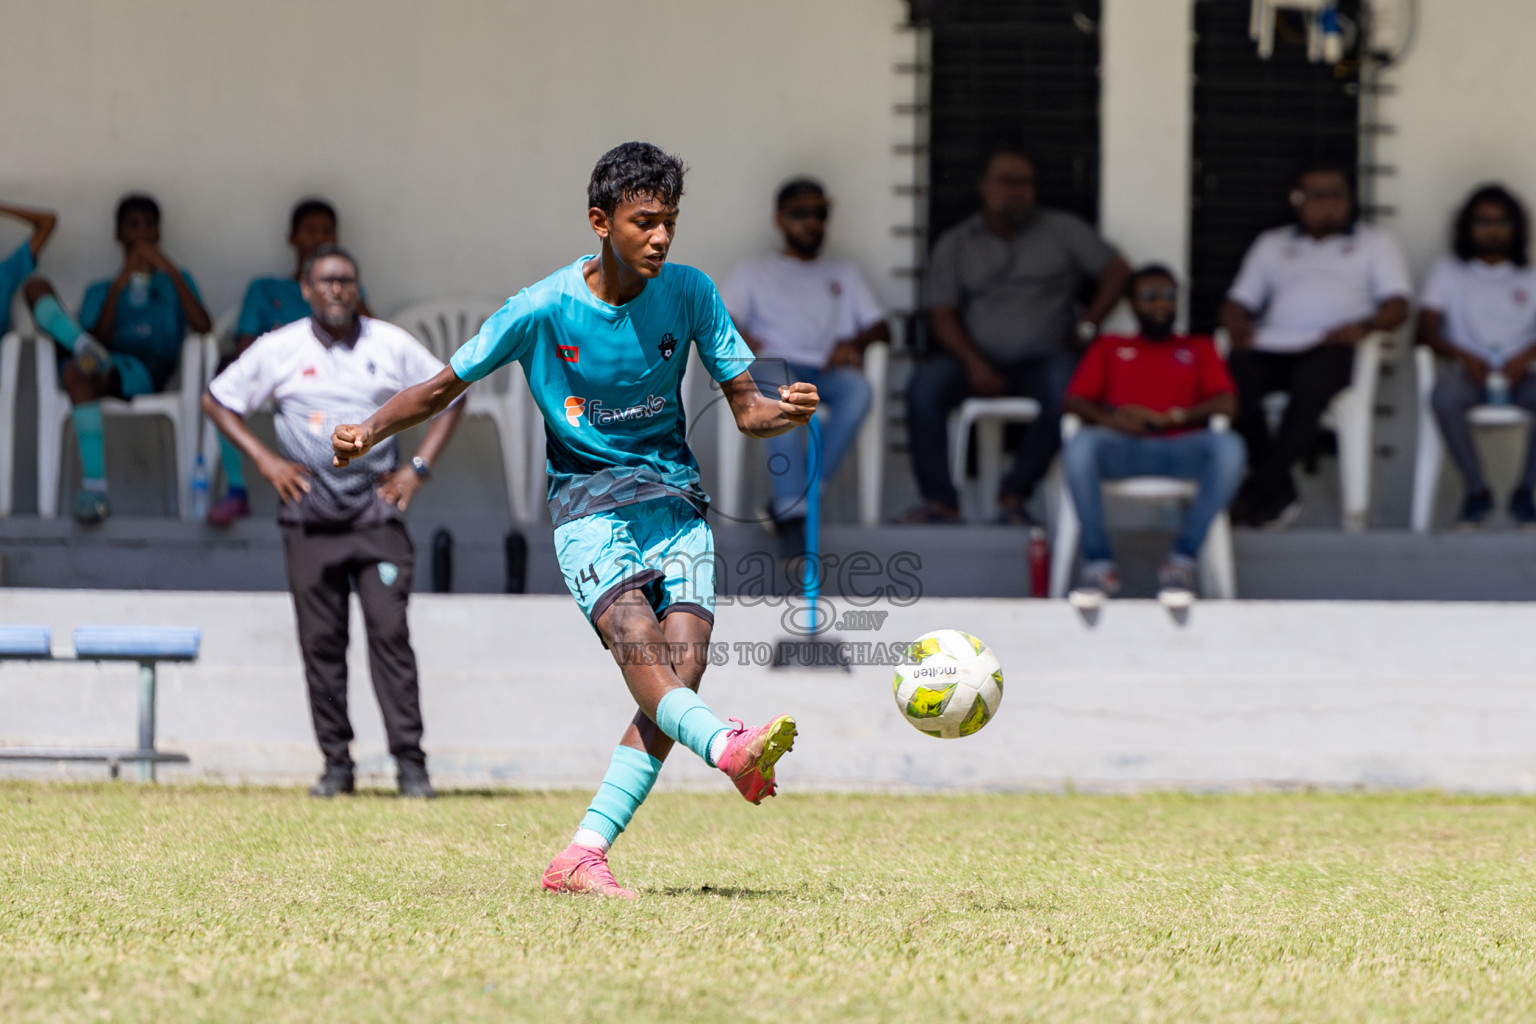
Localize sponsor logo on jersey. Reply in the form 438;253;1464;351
1175;347;1195;364
557;344;579;363
588;394;667;426
302;366;317;377
657;333;678;361
563;394;668;427
1117;346;1137;360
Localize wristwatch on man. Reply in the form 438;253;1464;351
410;456;432;479
1075;320;1098;344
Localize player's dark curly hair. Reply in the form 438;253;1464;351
115;192;160;230
302;243;359;281
1453;183;1529;267
290;197;337;235
587;142;687;217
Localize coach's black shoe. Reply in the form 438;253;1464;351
309;766;355;798
398;762;437;800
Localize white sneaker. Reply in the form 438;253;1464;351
1156;557;1197;610
1069;560;1120;611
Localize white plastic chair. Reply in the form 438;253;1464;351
390;295;534;522
33;326;205;519
1410;346;1532;533
713;340;890;526
1048;413;1237;599
197;304;241;483
0;329;20;515
1221;329;1384;531
948;396;1042;523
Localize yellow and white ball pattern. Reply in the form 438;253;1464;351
892;629;1004;738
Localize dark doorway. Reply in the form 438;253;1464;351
1189;0;1363;331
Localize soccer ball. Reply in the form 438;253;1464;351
892;629;1003;738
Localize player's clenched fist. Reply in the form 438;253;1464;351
777;381;819;426
331;423;374;467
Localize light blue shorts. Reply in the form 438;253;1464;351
554;498;716;633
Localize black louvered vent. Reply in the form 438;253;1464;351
919;0;1103;244
1189;0;1362;332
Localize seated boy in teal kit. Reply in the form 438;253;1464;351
208;198;369;526
22;193;210;524
331;142;821;899
0;202;56;334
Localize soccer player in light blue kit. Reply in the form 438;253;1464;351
331;143;820;898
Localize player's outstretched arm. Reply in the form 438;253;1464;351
332;365;471;467
721;370;818;439
0;200;57;259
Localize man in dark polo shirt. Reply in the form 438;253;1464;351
907;147;1131;524
203;245;464;798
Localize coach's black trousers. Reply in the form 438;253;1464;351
1229;343;1355;503
282;521;426;771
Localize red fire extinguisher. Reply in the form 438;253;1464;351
1028;526;1050;598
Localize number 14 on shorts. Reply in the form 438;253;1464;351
572;562;601;600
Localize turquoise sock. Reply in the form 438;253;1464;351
654;688;731;767
72;402;106;483
219;435;246;495
578;745;663;845
34;295;83;348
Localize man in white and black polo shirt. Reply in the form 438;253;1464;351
203;244;464;798
1221;163;1410;528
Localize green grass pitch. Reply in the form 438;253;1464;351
4;782;1536;1023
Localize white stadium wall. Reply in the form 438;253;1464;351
6;591;1536;791
0;0;915;321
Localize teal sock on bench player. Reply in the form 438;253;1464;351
72;402;106;487
33;294;83;349
654;687;731;767
574;744;663;849
218;435;246;496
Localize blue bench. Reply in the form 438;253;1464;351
0;625;201;781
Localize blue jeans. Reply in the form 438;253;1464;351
1062;427;1247;562
766;362;873;521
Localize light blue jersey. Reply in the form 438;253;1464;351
451;257;754;526
236;277;310;339
0;242;36;336
81;269;203;389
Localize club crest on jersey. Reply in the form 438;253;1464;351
557;344;579;363
657;333;678;361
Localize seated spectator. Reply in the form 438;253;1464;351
722;177;889;553
0;201;56;332
907;146;1130;525
1419;184;1536;528
22;193;210;524
1221;163;1409;528
1062;265;1244;607
209;198;370;526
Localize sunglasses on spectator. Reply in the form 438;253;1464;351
784;206;830;222
310;275;359;290
1135;286;1178;302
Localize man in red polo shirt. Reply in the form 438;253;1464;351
1061;264;1245;605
